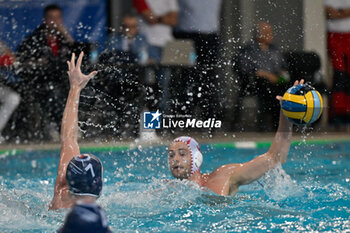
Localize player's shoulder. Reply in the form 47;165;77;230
209;163;241;178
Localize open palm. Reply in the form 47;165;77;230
67;52;97;90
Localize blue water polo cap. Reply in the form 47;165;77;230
58;202;111;233
66;154;103;197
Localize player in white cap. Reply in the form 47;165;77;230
167;80;305;196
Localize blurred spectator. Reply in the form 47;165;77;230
133;0;178;62
0;41;20;143
102;13;149;64
0;41;16;67
97;13;149;138
16;4;74;140
174;0;222;66
235;22;287;131
325;0;350;125
17;4;74;65
173;0;222;120
133;0;178;114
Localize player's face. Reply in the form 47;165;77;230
168;142;192;179
44;9;63;30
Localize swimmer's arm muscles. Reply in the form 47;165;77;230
229;111;292;187
267;110;293;165
58;53;91;178
51;55;84;208
51;53;97;209
51;87;81;208
60;86;81;157
60;87;82;170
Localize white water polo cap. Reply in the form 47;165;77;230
173;136;203;174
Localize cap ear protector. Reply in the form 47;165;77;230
172;136;203;175
193;150;203;171
66;154;103;197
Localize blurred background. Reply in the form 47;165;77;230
0;0;348;144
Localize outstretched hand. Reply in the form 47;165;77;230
276;79;305;104
67;52;97;90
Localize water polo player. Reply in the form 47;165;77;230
50;52;101;209
168;80;304;196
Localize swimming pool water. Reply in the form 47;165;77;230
0;141;349;232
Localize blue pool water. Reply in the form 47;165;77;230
0;141;349;232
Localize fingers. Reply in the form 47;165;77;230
76;51;84;69
69;51;84;70
87;71;98;79
293;79;305;86
71;53;75;69
276;96;282;100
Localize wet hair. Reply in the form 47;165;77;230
44;4;62;17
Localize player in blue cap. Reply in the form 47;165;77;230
49;52;103;209
50;52;112;231
58;201;111;233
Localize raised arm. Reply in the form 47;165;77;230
50;52;97;209
228;80;304;187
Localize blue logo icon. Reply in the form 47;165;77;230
143;110;162;129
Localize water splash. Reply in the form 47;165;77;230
0;184;65;232
0;144;349;232
100;178;205;218
259;164;303;201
